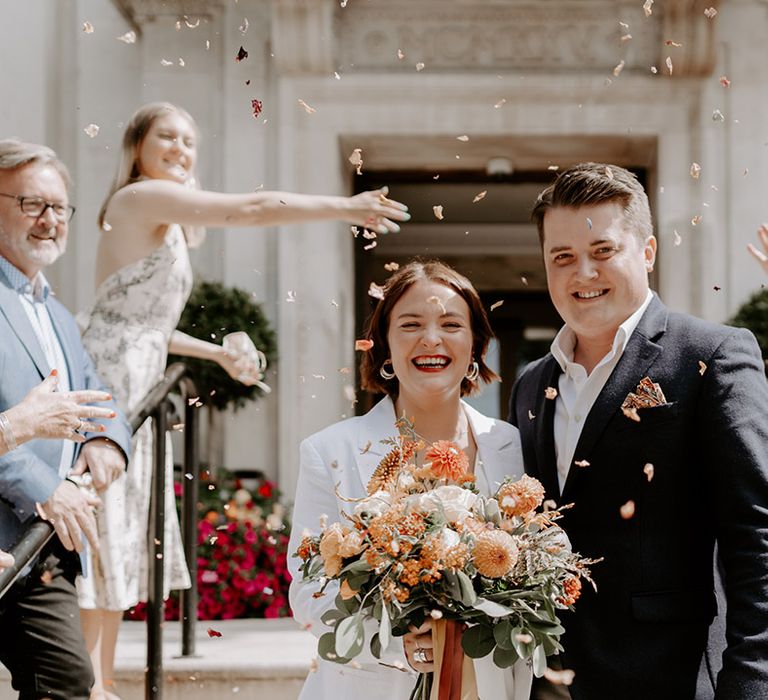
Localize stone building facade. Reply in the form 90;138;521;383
1;0;766;496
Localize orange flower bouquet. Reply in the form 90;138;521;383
294;419;594;699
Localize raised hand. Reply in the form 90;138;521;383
403;619;435;672
70;438;127;493
219;332;271;392
747;224;768;274
0;549;13;572
4;371;116;446
344;188;411;235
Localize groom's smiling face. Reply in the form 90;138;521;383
542;200;656;345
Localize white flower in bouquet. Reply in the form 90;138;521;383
416;484;478;523
353;489;392;518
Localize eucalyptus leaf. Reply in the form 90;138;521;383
492;620;515;651
456;570;477;606
532;644;547;678
474;598;513;618
321;609;344;626
492;644;520;668
462;624;496;658
511;627;536;660
379;602;392;651
370;632;382;659
335;616;365;659
319;632;349;664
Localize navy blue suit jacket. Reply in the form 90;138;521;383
0;268;131;554
509;296;768;700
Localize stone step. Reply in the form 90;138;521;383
0;618;315;700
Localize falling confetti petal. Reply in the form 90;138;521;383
712;109;725;122
643;463;655;482
719;75;731;88
355;339;374;352
545;387;558;400
368;282;385;300
690;162;701;179
620;500;636;519
621;34;632;42
298;99;316;114
547;165;559;171
236;46;248;62
427;295;447;314
185;16;201;28
619;21;630;31
692;215;702;225
348;148;363;175
574;459;590;468
433;205;444;220
161;59;173;66
586;217;593;229
543;667;576;686
239;18;249;34
521;276;529;285
83;21;94;34
704;7;718;19
650;66;658;74
83;124;100;138
665;56;673;75
416;62;425;71
473;190;487;203
613;60;625;77
490;300;504;311
286;290;297;303
673;229;682;246
622;406;641;422
384;262;399;272
397;49;405;60
117;31;136;44
528;410;536;420
178;57;185;67
251;99;263;118
665;40;682;47
643;0;654;17
698;360;707;375
456;135;469;142
494;98;507;109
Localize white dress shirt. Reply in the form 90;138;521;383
550;290;654;493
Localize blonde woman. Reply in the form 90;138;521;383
79;101;410;700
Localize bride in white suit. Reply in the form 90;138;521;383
287;260;532;700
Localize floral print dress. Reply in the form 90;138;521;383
77;225;193;610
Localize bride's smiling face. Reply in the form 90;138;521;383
386;279;474;403
136;111;197;184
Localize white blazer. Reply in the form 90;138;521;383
288;397;532;700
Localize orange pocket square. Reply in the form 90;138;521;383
621;376;667;411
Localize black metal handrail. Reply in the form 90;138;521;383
0;363;200;700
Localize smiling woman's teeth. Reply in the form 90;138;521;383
413;358;449;368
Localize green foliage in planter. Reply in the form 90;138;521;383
170;280;277;411
729;287;768;373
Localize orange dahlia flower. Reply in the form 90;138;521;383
497;475;546;517
473;530;519;578
426;440;469;481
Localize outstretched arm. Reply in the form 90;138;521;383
107;180;410;234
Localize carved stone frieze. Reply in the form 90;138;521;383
111;0;225;25
332;0;717;77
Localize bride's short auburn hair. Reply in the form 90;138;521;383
360;260;499;397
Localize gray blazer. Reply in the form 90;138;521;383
0;267;131;553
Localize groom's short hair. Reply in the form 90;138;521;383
531;162;652;245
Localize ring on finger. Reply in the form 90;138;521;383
413;648;428;664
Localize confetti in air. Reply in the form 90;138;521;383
473;190;487;203
236;46;248;62
643;0;654;17
251;99;263;118
348;148;363;175
83;21;94;34
490;300;504;311
298;99;317;114
620;500;636;519
83;124;100;138
433;205;444;220
368;282;385;300
355;339;374;352
545;387;558;400
690;162;701;179
117;31;136;44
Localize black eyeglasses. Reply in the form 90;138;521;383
0;192;75;222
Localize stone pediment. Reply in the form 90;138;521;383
269;0;718;77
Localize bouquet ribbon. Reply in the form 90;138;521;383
429;619;478;700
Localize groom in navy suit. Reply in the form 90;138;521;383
0;140;131;699
509;163;768;700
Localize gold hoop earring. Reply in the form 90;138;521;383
465;361;479;382
379;359;396;380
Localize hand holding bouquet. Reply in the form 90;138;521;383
294;419;594;699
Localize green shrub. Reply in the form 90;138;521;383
170;280;277;411
729;287;768;373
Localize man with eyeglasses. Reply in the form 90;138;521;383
0;139;131;700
